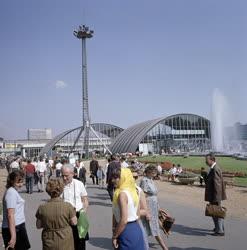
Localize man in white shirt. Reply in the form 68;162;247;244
36;157;47;192
9;158;20;172
120;156;129;168
55;160;63;177
61;164;89;250
168;164;177;181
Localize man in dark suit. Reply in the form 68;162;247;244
205;153;227;236
106;155;121;201
89;157;99;185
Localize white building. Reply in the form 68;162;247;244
28;128;52;140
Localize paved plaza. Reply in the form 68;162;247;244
1;182;245;250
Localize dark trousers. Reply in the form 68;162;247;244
79;177;86;186
71;212;89;250
91;174;98;185
2;223;31;250
25;175;34;193
34;172;39;185
56;169;61;178
107;186;114;201
211;201;225;233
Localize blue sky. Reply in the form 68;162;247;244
0;0;247;139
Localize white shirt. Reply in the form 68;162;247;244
113;190;138;223
56;162;63;170
36;161;47;173
76;166;83;176
157;165;162;174
2;187;25;228
62;178;87;212
170;167;177;175
79;162;85;168
211;162;217;169
121;161;129;168
10;161;19;169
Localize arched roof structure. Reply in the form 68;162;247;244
40;123;123;156
110;114;211;154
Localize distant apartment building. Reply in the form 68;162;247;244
0;137;3;148
225;123;247;140
225;123;247;152
27;128;52;140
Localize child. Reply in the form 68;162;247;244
97;165;105;189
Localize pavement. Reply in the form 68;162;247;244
1;182;246;250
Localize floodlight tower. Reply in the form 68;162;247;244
73;25;94;158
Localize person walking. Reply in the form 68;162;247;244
9;158;20;173
36;157;47;192
61;164;89;250
89;157;99;185
2;170;31;250
205;153;227;236
97;165;105;189
140;165;169;250
106;156;121;201
45;159;53;181
24;159;35;194
35;178;77;250
78;161;87;186
55;159;63;177
111;168;145;250
131;168;150;250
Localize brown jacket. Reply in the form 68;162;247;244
205;164;227;203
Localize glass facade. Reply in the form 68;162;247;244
141;114;211;154
40;123;123;157
110;114;211;154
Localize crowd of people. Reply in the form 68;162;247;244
1;153;226;249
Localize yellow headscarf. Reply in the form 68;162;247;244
113;168;139;207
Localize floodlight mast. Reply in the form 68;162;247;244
71;25;112;158
73;25;93;158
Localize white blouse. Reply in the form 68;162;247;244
113;190;138;223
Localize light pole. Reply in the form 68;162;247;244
73;25;93;158
71;25;112;158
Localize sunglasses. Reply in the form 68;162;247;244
133;175;138;179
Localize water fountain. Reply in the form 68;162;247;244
211;88;228;153
210;88;242;154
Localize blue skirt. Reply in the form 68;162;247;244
118;221;145;250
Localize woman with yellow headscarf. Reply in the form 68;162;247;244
111;168;145;250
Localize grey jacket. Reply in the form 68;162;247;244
205;164;227;203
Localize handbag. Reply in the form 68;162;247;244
77;210;89;239
158;209;175;236
205;204;227;218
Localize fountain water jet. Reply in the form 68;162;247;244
211;88;228;152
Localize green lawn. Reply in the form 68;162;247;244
138;155;247;174
234;177;247;187
138;155;247;187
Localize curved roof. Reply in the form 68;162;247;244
39;123;123;156
110;113;210;154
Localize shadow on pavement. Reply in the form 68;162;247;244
239;190;247;193
90;195;110;201
89;237;112;249
172;224;211;236
170;248;216;250
149;242;160;249
89;201;112;207
86;185;102;189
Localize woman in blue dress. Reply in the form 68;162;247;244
111;168;145;250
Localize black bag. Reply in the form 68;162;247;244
205;204;227;218
158;209;175;236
